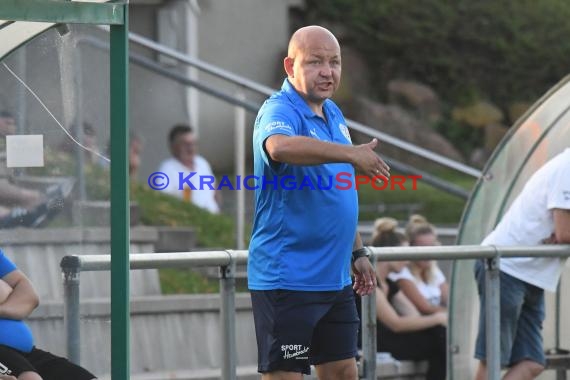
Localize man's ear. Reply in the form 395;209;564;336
284;57;294;78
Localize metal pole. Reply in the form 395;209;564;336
220;251;237;380
62;257;81;365
234;92;246;250
74;44;86;202
555;281;561;350
485;254;501;380
554;282;567;380
16;47;27;135
361;255;377;380
110;7;130;380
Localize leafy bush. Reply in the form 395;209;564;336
159;268;220;294
432;116;484;158
304;0;570;110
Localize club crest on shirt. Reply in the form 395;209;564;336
563;190;570;201
339;123;351;143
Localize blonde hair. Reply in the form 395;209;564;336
405;214;436;245
405;214;440;283
409;260;440;284
370;217;405;247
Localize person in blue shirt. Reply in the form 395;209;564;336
248;25;390;379
0;250;96;380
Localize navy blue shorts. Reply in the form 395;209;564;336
0;345;95;380
250;285;359;375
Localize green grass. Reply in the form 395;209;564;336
159;268;220;294
159;268;250;294
131;182;235;248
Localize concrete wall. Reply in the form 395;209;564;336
123;0;305;180
0;227;162;300
193;0;302;173
28;295;258;378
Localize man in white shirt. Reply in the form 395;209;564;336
158;124;220;214
474;148;570;380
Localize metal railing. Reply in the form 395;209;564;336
60;245;570;380
60;250;248;380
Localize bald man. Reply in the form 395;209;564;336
248;26;390;380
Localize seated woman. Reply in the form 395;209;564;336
364;217;447;380
388;214;449;315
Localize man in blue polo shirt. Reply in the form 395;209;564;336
249;25;390;379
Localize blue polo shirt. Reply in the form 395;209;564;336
248;79;358;291
0;249;34;352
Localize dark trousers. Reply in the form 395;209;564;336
379;325;446;380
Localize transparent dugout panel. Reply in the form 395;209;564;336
1;23;113;377
449;75;570;379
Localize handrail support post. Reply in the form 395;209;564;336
485;251;501;380
61;255;82;365
220;251;237;380
361;254;377;380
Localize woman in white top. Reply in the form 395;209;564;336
358;217;447;380
388;214;449;314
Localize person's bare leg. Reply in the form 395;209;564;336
475;359;543;380
17;371;43;380
502;360;543;380
261;371;303;380
315;358;357;380
0;180;43;209
475;360;487;380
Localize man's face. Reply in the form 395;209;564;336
289;34;341;106
129;139;142;174
172;132;197;166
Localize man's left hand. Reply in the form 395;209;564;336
352;257;376;296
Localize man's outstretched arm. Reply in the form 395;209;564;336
265;135;390;178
